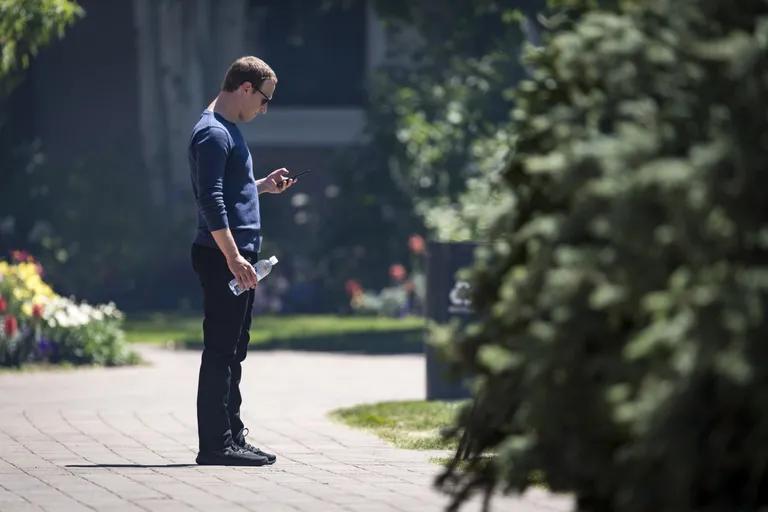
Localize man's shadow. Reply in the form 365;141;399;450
67;464;195;468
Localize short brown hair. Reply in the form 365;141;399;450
221;56;277;92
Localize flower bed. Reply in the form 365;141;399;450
0;252;136;367
344;234;427;317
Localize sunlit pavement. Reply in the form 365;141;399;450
0;345;572;511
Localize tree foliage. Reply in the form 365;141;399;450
439;0;768;510
0;0;82;93
367;0;543;241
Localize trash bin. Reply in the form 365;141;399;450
425;240;476;400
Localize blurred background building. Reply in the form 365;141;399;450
6;0;426;312
3;0;534;314
20;0;391;212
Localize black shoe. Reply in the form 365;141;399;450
196;445;269;466
234;428;277;464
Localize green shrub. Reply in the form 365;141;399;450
439;1;768;511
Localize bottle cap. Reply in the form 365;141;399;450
269;256;278;265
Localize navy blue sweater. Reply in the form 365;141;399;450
189;110;261;254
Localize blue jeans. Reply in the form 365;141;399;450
191;243;256;452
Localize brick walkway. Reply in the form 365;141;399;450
0;345;572;511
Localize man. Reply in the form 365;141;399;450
189;56;294;466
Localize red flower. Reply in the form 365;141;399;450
4;315;18;337
32;304;44;319
345;279;363;298
408;234;426;254
0;296;6;313
11;250;33;263
389;263;407;282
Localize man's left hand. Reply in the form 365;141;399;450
259;168;296;194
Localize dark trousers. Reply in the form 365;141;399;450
191;243;256;452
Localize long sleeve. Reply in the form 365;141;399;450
189;110;261;255
192;126;230;231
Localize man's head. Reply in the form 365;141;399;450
221;56;277;122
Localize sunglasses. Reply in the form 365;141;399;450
254;87;272;106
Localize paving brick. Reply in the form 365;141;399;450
0;346;572;511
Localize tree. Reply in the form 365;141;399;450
438;0;768;510
0;2;153;310
0;0;82;94
304;0;545;312
364;0;544;241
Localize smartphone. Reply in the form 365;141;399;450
288;169;311;180
279;169;311;188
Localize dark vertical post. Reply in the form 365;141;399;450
425;241;476;400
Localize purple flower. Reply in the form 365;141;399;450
37;337;54;356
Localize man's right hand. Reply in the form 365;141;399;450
227;254;258;290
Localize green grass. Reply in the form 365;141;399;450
124;313;425;353
330;400;468;450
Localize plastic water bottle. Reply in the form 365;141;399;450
229;256;279;296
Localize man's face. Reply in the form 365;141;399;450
241;79;276;122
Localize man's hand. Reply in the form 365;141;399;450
227;254;258;290
258;168;296;194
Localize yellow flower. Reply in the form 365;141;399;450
17;263;36;280
1;261;59;309
36;285;55;299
